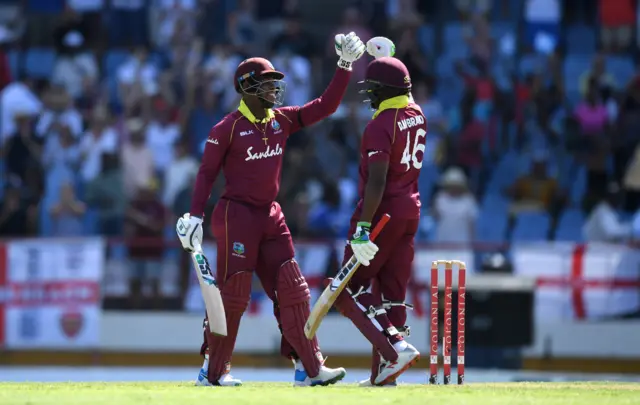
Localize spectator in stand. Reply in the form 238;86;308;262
0;186;37;236
50;182;86;236
145;98;181;176
523;0;561;53
600;0;635;53
36;84;83;139
574;78;611;201
583;182;631;242
579;54;616;98
4;110;42;186
121;118;155;199
456;89;486;178
79;106;118;183
117;46;160;113
51;8;99;100
85;153;125;236
163;139;198;208
42;122;81;180
125;178;166;309
0;77;42;142
506;152;561;214
455;60;495;108
432;167;478;244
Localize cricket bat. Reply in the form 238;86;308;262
191;244;227;336
304;214;390;339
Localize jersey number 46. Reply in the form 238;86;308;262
400;128;426;171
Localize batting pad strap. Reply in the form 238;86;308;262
221;271;253;313
364;305;387;319
397;326;411;338
277;260;311;307
382;298;414;311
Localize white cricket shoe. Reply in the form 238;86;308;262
373;343;419;386
217;373;242;386
292;357;347;387
308;365;347;386
195;367;242;386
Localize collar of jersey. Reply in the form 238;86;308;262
372;95;410;119
238;99;275;123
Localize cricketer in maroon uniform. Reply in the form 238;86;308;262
176;33;366;386
331;57;426;386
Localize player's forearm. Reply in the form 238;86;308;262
299;67;351;127
189;157;221;218
360;177;386;224
189;170;216;218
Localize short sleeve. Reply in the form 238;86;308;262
363;121;393;163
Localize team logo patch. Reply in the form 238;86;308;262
271;120;280;131
404;75;410;84
233;242;245;255
232;242;246;258
60;310;83;338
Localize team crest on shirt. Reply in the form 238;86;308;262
271;119;281;131
232;242;246;258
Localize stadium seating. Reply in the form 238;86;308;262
554;208;585;241
511;211;551;241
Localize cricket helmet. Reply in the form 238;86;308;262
359;57;411;109
234;57;286;107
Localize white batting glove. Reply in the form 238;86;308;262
176;213;203;252
349;222;379;266
366;37;396;59
335;32;366;71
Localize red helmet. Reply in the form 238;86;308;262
360;57;411;109
365;57;411;89
234;57;286;107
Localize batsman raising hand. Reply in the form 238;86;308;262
176;32;365;387
328;38;426;386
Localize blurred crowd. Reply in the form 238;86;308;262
2;1;640;305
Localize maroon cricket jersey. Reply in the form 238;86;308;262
189;67;351;216
357;100;426;219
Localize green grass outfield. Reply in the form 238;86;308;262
1;382;639;405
